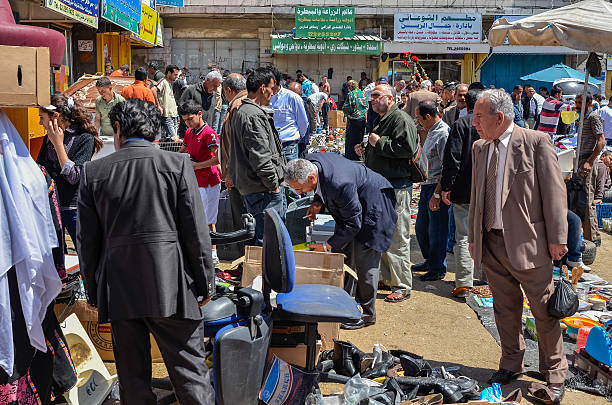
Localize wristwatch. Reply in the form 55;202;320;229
433;192;441;199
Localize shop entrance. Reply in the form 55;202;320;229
392;54;462;84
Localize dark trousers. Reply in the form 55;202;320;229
482;230;568;383
322;101;329;130
229;187;245;231
111;317;215;405
566;210;583;263
243;190;285;246
343;240;382;323
61;209;77;246
415;184;449;274
344;118;365;161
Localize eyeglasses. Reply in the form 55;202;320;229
371;93;390;99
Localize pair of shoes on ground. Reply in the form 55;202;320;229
411;263;446;281
340;318;375;330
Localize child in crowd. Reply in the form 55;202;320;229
178;99;222;266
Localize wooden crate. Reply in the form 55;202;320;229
572;349;612;390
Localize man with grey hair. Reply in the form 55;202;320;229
219;73;248;231
469;89;568;402
404;80;441;138
355;83;418;303
285;153;397;330
180;70;222;135
420;80;432;90
394;80;406;102
442;83;469;128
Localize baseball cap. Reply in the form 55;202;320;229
378;76;388;84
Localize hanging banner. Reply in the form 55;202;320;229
295;7;355;38
394;13;482;43
271;37;380;55
157;0;183;6
156;17;164;47
139;3;158;45
46;0;99;28
101;0;140;34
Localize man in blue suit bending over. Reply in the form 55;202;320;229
285;154;397;330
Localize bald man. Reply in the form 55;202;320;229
355;84;419;303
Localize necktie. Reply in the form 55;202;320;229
484;139;500;231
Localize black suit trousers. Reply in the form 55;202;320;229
111;316;215;405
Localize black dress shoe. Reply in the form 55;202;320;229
411;262;429;272
340;318;375;330
420;272;446;281
487;368;521;385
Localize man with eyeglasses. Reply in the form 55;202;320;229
355;84;418;305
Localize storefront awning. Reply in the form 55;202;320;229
271;34;381;55
491;45;588;54
383;41;489;54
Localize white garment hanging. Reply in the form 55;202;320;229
0;110;61;375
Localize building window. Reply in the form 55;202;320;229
392;55;462;84
171;39;259;83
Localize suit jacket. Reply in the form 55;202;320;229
77;140;215;323
441;104;460;128
468;126;567;270
307;153;397;253
440;114;479;204
404;90;441;122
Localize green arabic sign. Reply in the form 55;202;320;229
295;7;355;38
271;37;380;55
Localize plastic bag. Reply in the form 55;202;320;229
548;276;579;319
479;382;502;402
342;375;386;405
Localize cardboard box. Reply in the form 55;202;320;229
54;300;164;363
0;45;50;107
328;110;347;129
242;247;354;349
268;342;322;368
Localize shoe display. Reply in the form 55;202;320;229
487;368;521;385
452;287;471;298
411;262;429;272
566;259;591;273
420;272;445;281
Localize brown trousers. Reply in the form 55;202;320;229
482;230;568;384
581;158;601;243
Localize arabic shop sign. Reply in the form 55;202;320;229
157;0;183;6
295;7;355;38
101;0;141;34
46;0;99;28
271;37;380;55
394;13;482;43
139;3;158;45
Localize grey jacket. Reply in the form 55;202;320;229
230;98;286;195
180;82;218;125
77;140;215;323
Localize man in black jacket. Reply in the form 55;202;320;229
77;99;215;404
230;67;286;245
439;89;482;298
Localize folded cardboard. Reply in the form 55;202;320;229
268;342;322;369
328;110;347;129
0;45;50;107
242;246;355;350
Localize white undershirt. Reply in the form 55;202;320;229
486;122;514;229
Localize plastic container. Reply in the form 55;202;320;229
561;317;602;340
596;203;612;228
576;326;593;352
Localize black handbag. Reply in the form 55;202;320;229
547;276;579;319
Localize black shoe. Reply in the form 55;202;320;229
594;239;602;247
411;262;429;272
487;368;521;385
340;318;375;330
420;272;446;281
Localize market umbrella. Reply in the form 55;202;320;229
520;64;602;85
489;0;612;171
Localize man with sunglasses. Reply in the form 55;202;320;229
355;84;418;304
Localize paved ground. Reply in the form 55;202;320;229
99;230;612;404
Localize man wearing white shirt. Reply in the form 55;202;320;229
522;85;544;129
599;96;612;146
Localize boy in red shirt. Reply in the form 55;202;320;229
178;100;222;265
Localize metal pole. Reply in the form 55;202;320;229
574;69;590;173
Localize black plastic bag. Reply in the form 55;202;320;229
547;277;579;319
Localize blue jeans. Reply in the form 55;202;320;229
415;184;449;274
447;204;456;253
217;104;228;134
61;209;78;248
243;191;285;246
283;142;300;208
162;117;178;139
566;210;584;263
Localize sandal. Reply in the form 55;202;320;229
385;291;409;303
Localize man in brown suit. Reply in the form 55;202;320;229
220;73;247;230
442;83;468;128
468;89;568;404
403;80;441;141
